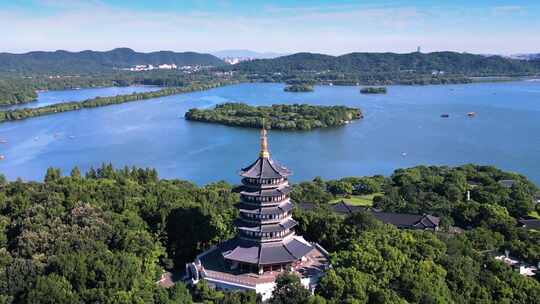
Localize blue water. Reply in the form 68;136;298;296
1;85;160;110
0;81;539;185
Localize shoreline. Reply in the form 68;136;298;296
0;81;237;124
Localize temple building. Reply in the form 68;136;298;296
186;129;329;300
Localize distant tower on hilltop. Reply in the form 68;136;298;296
417;46;422;53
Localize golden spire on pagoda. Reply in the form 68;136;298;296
260;127;270;158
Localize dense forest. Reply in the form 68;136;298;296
185;103;362;130
0;80;237;123
0;79;37;105
223;51;540;86
0;164;538;303
0;48;225;74
230;52;540;76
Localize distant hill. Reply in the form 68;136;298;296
0;48;225;74
229;51;540;76
212;49;285;59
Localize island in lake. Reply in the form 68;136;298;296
284;84;314;92
185;102;362;130
360;86;387;94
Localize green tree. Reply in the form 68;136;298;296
44;167;61;183
27;274;78;304
70;167;82;179
269;273;311;304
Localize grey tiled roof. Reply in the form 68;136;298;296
221;236;313;265
296;202;440;229
519;219;540;230
237;201;294;215
498;179;516;188
237;218;298;233
240;185;292;197
239;157;292;179
371;212;439;229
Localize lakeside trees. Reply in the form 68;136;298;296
0;81;236;123
0;79;38;105
0;165;239;303
284;84;314;92
185;103;362;131
0;164;538;303
291;165;540;265
0;69;238;106
360;87;387;94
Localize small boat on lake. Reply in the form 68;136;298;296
441;114;450;118
467;112;476;117
0;139;7;144
68;135;75;139
0;155;5;160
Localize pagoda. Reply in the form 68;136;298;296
221;128;313;274
187;128;329;300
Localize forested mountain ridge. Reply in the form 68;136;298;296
0;48;225;74
229;51;540;76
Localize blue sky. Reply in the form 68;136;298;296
1;0;539;54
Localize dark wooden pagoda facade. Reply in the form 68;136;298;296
220;129;313;274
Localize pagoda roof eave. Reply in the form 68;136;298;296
237;201;294;215
239;157;292;179
221;236;314;266
240;185;292;197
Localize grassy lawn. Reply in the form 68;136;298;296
329;193;382;207
528;211;540;219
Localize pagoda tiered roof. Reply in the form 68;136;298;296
239;185;292;197
236;218;298;233
239;157;291;179
237;200;293;215
221;235;313;265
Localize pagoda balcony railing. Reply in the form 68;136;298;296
238;230;295;243
241;177;286;188
239;214;292;225
240;195;290;206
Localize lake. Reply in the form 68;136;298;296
0;81;539;185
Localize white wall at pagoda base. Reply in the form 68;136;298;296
202;274;317;301
255;282;276;301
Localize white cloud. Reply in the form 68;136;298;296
492;5;525;15
0;1;538;54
